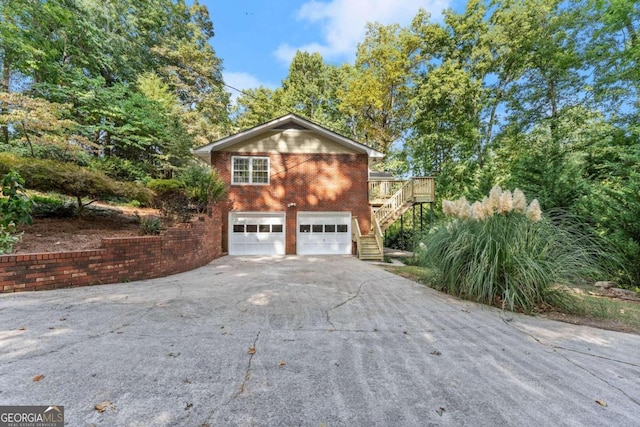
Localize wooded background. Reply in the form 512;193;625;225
1;0;638;283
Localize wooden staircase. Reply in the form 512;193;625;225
358;234;383;260
354;177;435;261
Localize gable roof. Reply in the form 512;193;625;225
192;114;385;164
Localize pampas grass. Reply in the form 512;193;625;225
420;187;616;312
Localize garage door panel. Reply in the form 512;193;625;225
297;212;351;255
230;212;285;255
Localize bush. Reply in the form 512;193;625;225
418;186;619;312
0;153;154;212
140;216;162;235
0;171;33;227
384;226;416;252
146;179;191;223
30;194;76;218
0;142;91;166
0;222;21;254
177;164;227;213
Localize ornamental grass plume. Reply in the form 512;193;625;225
455;196;472;219
471;201;485;221
499;190;513;214
442;200;456;216
512;189;527;214
481;196;493;219
442;187;541;223
526;199;542;222
488;185;502;213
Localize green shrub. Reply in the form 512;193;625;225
0;222;22;255
418;186;619;312
146;179;191;223
140;216;162;235
0;142;91;166
0;153;153;212
177;164;227;213
146;178;184;195
30;194;76;218
0;171;33;227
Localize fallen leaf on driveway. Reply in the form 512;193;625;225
430;350;442;356
32;375;45;382
248;347;256;355
94;401;114;413
595;399;607;407
278;360;286;366
436;407;446;416
18;327;27;331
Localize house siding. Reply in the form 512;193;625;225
218;130;358;154
212;151;371;255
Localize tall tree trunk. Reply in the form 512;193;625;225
1;56;10;145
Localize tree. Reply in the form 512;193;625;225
280;51;348;132
232;87;287;130
583;0;640;113
408;2;495;196
0;91;92;159
339;21;421;155
231;51;349;135
153;0;231;146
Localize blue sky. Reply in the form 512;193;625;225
200;0;461;100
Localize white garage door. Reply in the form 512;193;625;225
297;212;351;255
229;212;286;255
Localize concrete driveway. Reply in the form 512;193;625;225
1;256;639;426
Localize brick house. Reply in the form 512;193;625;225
193;114;434;258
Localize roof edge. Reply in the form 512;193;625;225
192;114;384;159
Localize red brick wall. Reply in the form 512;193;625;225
211;152;371;254
0;207;223;293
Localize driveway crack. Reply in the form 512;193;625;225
235;330;261;397
326;281;365;330
501;315;640;407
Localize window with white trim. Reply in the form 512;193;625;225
232;156;270;185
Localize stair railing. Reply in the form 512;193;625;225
352;216;362;256
373;179;415;230
372;216;384;259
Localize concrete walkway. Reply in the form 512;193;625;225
0;256;639;426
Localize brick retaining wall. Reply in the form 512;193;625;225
0;207;223;293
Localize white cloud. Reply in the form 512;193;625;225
274;0;451;64
223;71;276;103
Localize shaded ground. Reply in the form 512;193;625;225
14;204;159;254
385;265;640;336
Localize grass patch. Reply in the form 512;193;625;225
384;265;440;288
385;264;640;334
560;291;640;333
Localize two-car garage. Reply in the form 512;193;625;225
229;212;351;256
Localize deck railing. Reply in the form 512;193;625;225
369;177;435;204
371;177;435;231
368;180;405;203
351;216;362;252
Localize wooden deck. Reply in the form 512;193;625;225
369;177;435;206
